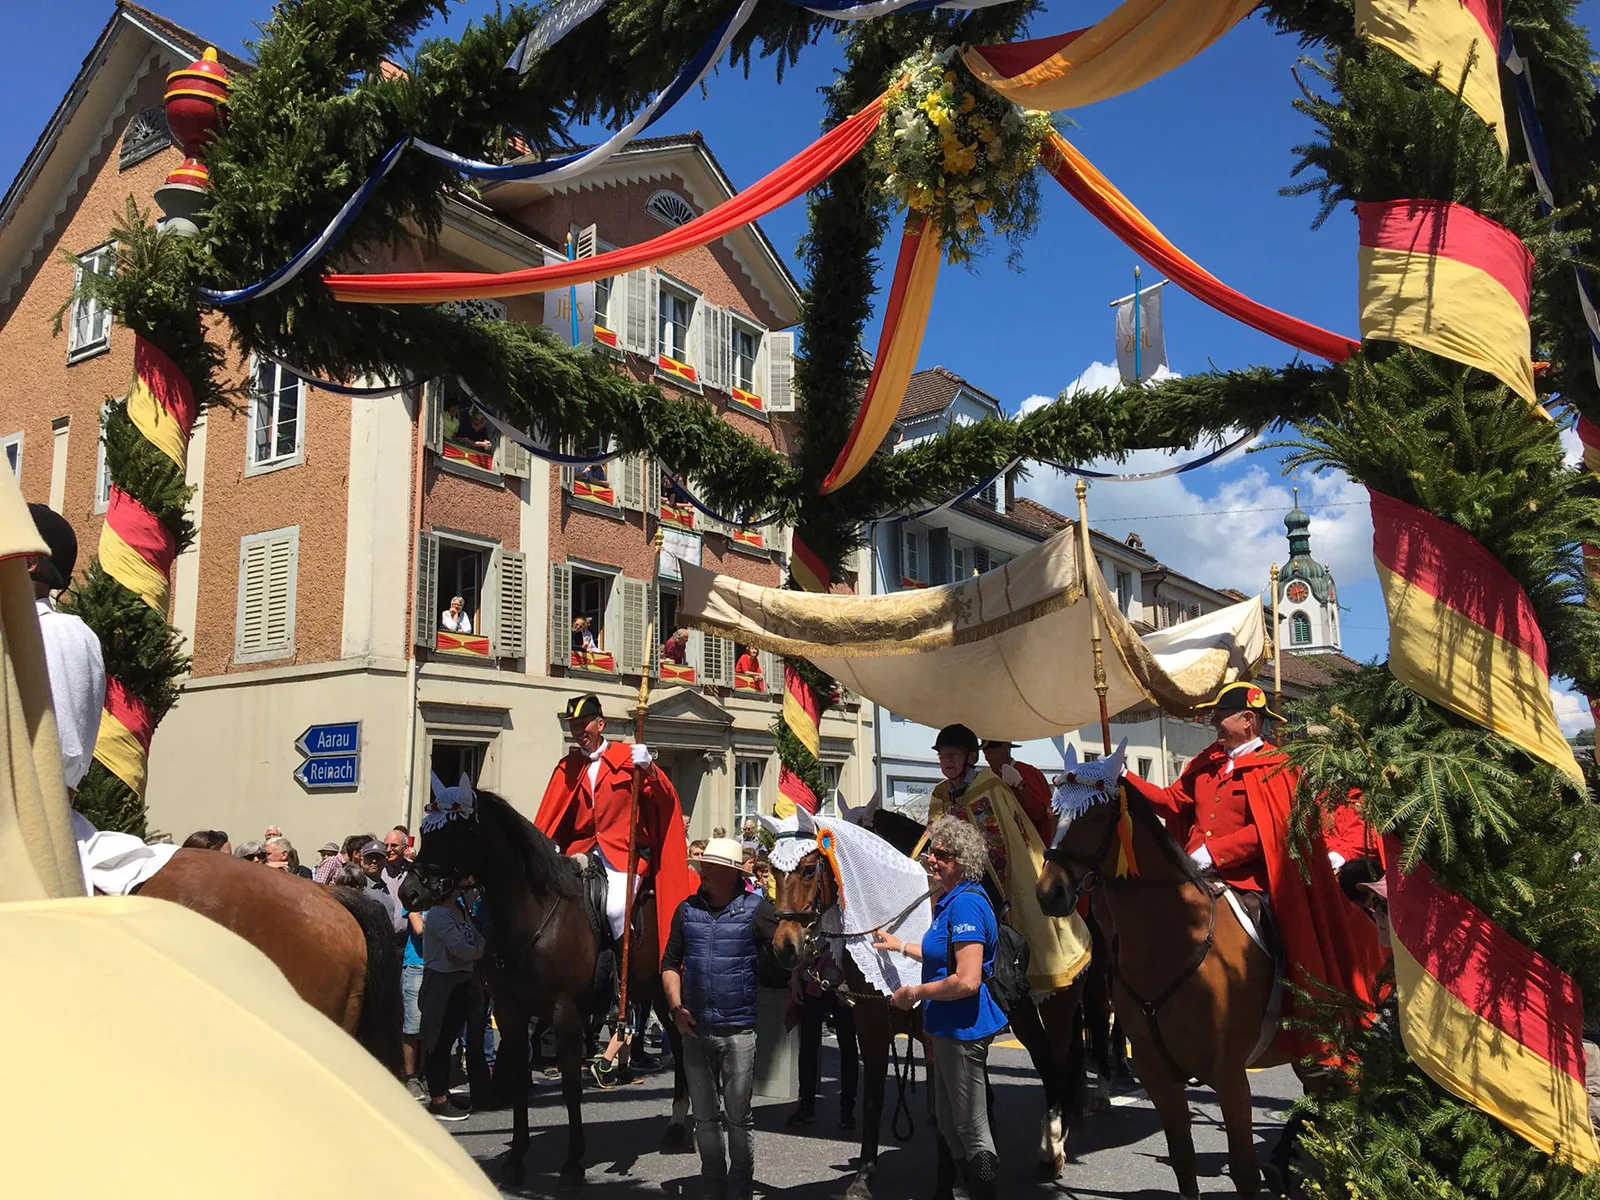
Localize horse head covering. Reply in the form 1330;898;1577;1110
756;808;819;873
423;772;477;834
1052;739;1129;820
814;817;931;997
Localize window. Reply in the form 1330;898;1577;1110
94;404;113;511
1137;757;1153;777
735;758;765;825
903;529;921;584
595;276;614;330
549;562;647;673
68;244;114;362
731;323;760;392
658;286;694;362
951;545;966;581
414;532;527;660
248;359;305;473
819;763;843;817
573;570;612;649
1190;603;1201;620
235;526;298;663
1;433;21;478
1115;569;1133;614
1291;611;1312;646
436;543;486;636
1084;751;1101;763
978;478;999;509
430;740;486;789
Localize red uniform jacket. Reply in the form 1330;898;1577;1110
533;740;697;965
1127;742;1384;1059
1008;760;1057;846
1324;789;1375;863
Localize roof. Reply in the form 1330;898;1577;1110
898;367;1004;423
119;2;249;73
1278;650;1363;694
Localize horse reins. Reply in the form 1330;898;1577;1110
1043;802;1219;1083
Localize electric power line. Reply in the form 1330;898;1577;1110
1085;500;1369;524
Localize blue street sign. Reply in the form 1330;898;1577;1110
296;721;361;757
294;755;360;790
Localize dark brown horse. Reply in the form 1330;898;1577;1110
138;848;403;1075
398;787;687;1189
1038;783;1296;1199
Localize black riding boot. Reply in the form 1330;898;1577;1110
929;1135;957;1200
966;1151;999;1200
592;946;616;1005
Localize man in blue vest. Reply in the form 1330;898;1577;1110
661;837;778;1200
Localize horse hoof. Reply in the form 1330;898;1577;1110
558;1166;586;1190
844;1177;874;1200
1036;1153;1065;1179
660;1121;694;1154
1089;1093;1111;1115
1260;1162;1289;1197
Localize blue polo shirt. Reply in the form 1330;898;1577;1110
920;881;1007;1041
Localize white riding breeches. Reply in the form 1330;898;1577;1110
594;847;631;942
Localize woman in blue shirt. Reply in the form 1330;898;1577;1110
873;815;1005;1200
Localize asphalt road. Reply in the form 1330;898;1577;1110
443;1036;1301;1199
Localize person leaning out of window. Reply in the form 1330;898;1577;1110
441;595;472;634
872;816;1005;1200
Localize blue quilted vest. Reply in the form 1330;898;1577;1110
680;890;761;1031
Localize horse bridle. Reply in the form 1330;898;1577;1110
1042;800;1123;910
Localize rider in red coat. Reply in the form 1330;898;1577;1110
1124;682;1384;1059
533;693;696;964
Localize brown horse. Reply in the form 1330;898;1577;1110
399;787;688;1190
1037;782;1297;1199
137;848;403;1075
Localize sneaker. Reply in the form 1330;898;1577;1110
785;1106;816;1129
630;1049;662;1071
590;1059;619;1090
428;1100;469;1123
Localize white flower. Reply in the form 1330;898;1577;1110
938;44;959;65
1001;106;1024;132
894;109;927;146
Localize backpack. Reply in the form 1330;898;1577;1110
945;890;1031;1015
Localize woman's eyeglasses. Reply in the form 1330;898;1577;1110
926;847;955;863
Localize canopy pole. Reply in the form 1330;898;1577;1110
1270;562;1283;721
1076;479;1113;755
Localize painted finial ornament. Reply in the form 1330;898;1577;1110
423;771;477;833
156;46;230;236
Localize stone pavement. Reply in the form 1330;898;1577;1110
443;1039;1300;1198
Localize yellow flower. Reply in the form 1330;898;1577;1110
974;197;992;216
942;140;978;175
958;211;979;231
960;92;977;113
977;127;997;145
908;185;932;211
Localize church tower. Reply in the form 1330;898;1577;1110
1277;488;1341;653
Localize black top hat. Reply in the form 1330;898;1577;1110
1194;681;1285;725
933;723;980;753
980;739;1018;750
27;504;77;591
564;693;604;722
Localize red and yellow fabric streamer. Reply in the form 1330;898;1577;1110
820;216;942;494
94;674;155;798
1356;0;1509;158
98;487;177;612
962;0;1257;113
1369;489;1582;785
1038;131;1360;362
1384;834;1598;1168
324;94;886;305
1358;199;1536;406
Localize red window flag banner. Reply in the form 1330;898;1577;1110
1356;0;1508;158
441;441;496;471
962;0;1257;114
731;528;766;552
734;670;765;693
572;477;616;506
1384;834;1599;1168
660;500;696;532
729;386;764;414
1038;132;1359;363
593;325;620;351
656;354;701;392
821;216;942;494
660;662;697;685
1369;489;1583;785
1358;199;1536;406
570;649;617;673
436;630;492;657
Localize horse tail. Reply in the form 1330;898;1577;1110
329;886;405;1078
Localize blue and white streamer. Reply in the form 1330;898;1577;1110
261;354;419;397
463;389;619;465
661;468;783;530
799;0;1013;18
1502;33;1600;388
1047;425;1259;482
199;0;757;307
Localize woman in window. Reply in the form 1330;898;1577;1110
572;616;598;653
441;596;472;634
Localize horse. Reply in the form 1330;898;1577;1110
768;830;931;1200
868;807;1086;1175
137;848;403;1075
398;787;688;1189
1038;779;1301;1199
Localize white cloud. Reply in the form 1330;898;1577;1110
1014;362;1376;602
1560;423;1584;468
1551;681;1595;737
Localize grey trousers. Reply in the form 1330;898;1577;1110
682;1028;756;1197
928;1032;996;1160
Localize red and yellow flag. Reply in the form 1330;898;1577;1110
1356;0;1508;157
820;215;941;494
1358;199;1536;405
790;535;832;595
962;0;1257;113
1370;489;1582;784
1385;834;1598;1168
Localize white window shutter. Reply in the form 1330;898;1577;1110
764;331;795;411
646;457;662;512
497;549;527;659
603;269;628;337
499;439;532;479
575;224;597;259
645;271;660;358
685;296;705;370
265;535;296;652
619;455;644;510
687;628;704;678
236;540;267;658
414;531;439;647
620;577;648;676
624;268;651;355
702;633;725;687
549;562;572;666
761;650;783;695
698;305;730;391
424;381;443;452
711;636;735;687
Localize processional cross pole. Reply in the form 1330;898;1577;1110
618;463;663;1067
1269;562;1283;719
1075;478;1114;756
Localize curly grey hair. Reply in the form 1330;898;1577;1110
927;815;988;882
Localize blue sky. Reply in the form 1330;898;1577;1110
5;1;1597;726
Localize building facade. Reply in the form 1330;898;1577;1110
0;4;869;850
866;368;1231;813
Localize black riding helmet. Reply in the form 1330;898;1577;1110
27;503;77;591
932;723;980;754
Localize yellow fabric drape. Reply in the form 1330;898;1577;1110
126;372;190;471
962;0;1257;112
931;770;1091;993
0;466;79;902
